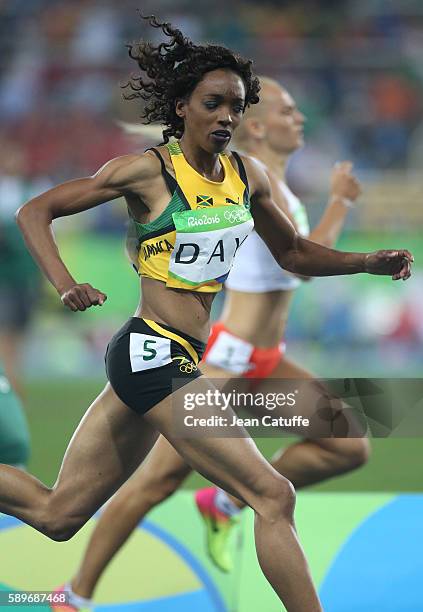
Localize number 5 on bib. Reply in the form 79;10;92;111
129;333;172;372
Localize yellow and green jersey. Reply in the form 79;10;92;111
127;142;253;293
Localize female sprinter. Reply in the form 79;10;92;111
58;77;371;609
0;15;412;612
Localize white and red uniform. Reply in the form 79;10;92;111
203;182;310;378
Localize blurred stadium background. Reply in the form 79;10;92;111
0;1;422;610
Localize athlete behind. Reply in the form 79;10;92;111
197;77;370;571
0;162;43;401
0;15;412;612
55;80;395;608
0;361;30;469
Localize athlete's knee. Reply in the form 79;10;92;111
41;514;85;542
37;494;87;542
39;511;83;541
324;437;371;473
340;438;371;469
43;521;79;542
254;473;296;524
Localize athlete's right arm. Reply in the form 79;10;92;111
246;156;413;280
16;154;157;311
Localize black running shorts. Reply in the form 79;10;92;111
105;317;205;414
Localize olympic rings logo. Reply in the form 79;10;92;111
180;362;197;374
173;356;198;374
224;208;249;224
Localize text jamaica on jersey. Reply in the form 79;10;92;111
142;239;174;261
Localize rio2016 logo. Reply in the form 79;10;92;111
187;214;220;228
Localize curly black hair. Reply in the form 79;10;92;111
123;14;260;143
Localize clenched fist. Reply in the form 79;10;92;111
60;283;107;311
331;161;361;203
365;250;413;281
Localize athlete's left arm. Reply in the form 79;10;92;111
244;156;413;280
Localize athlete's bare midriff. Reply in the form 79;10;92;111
135;276;215;343
220;288;294;347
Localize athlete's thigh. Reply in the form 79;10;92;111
258;356;365;438
51;383;158;515
143;376;280;506
248;356;324;434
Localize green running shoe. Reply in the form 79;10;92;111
195;487;240;573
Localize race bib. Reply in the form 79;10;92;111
205;330;254;374
129;333;172;372
168;205;254;288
